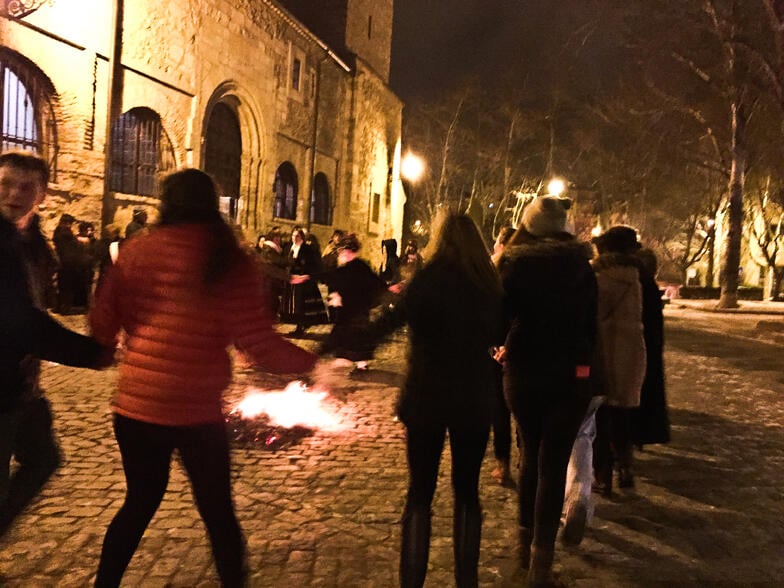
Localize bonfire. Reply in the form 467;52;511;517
226;380;345;450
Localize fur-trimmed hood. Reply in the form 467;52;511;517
592;252;643;273
505;233;593;262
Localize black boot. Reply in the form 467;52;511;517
519;526;533;569
527;546;556;587
618;445;635;489
453;503;482;588
400;507;431;588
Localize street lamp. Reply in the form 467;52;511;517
401;152;425;183
547;177;566;197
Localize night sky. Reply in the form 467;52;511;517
390;0;532;100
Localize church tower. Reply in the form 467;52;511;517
279;0;394;82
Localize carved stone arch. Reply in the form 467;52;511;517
0;46;59;179
201;81;265;227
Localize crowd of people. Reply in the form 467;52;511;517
0;149;669;587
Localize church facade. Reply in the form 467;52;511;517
0;0;404;262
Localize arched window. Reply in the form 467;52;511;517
0;48;57;176
310;172;332;225
109;107;175;196
273;161;298;220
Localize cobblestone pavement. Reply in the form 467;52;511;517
0;311;782;587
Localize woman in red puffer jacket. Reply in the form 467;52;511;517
90;168;316;587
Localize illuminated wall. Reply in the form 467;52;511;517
0;0;403;264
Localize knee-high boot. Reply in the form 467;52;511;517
617;444;635;489
453;503;482;588
527;546;555;587
519;526;532;569
400;507;431;588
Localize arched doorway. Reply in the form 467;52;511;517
204;102;242;221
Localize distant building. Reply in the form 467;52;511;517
0;0;405;263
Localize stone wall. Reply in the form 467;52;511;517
1;0;402;267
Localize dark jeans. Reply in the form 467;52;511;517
95;415;245;587
505;370;590;550
0;397;61;534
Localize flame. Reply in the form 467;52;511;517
233;381;346;432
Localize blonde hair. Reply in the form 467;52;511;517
426;213;502;298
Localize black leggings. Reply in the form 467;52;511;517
95;415;245;587
505;371;590;550
404;425;489;513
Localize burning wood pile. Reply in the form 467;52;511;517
226;380;345;451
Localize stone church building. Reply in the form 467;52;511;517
0;0;405;263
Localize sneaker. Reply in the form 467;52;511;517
561;502;587;546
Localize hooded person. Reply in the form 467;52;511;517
89;168;317;586
498;195;597;584
379;238;401;285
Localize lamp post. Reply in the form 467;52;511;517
706;218;716;287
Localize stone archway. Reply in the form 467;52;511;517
203;102;242;221
202;82;264;228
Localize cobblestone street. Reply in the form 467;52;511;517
1;307;783;587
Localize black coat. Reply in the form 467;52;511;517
500;233;597;404
363;258;505;430
322;258;387;361
0;215;103;412
632;268;670;445
282;242;328;325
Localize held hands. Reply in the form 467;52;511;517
327;292;343;308
387;282;405;295
491;346;506;364
93;345;117;370
290;274;310;285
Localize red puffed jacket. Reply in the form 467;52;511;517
89;224;316;426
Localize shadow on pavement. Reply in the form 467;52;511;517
638;408;784;512
666;323;784;381
348;368;404;388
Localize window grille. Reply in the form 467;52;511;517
273;162;298;220
310;172;332;225
0;48;57;178
109;107;175;196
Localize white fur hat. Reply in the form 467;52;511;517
522;196;572;237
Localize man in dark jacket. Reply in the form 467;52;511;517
0;151;112;535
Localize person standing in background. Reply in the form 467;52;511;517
124;208;147;239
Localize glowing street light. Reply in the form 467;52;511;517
547;177;566;197
401;152;425;182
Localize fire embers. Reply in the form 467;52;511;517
226;381;346;451
225;412;315;450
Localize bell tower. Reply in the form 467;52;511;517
279;0;394;82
